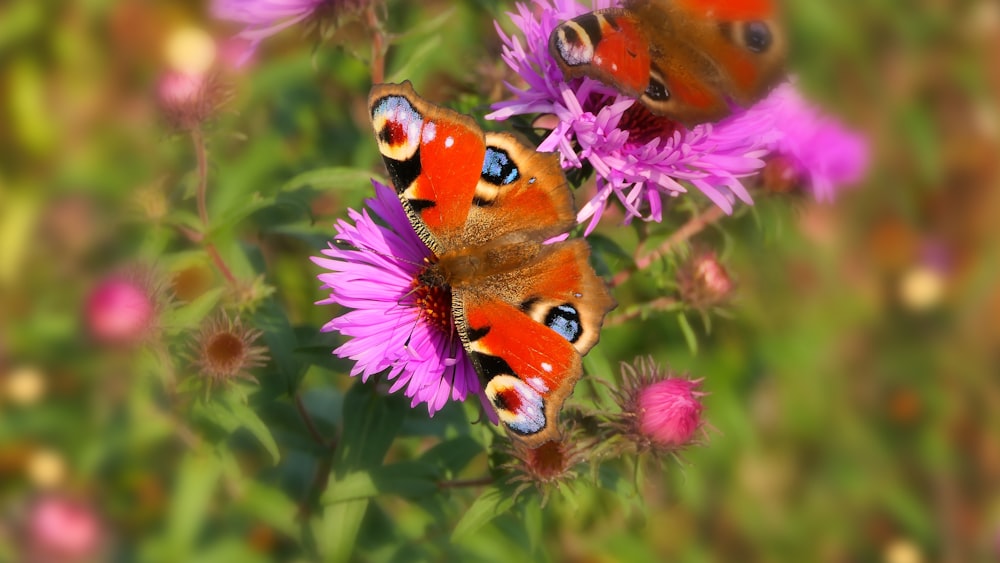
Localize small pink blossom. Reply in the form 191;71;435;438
86;275;156;345
636;378;705;448
26;496;102;562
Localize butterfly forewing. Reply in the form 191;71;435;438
549;0;786;124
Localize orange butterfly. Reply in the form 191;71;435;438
368;82;615;446
549;0;786;125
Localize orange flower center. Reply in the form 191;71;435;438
617;103;681;146
413;265;453;334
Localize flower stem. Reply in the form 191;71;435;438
366;5;385;84
295;392;336;449
604;296;679;328
190;127;238;286
611;206;726;288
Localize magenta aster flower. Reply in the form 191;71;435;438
312;181;488;418
212;0;364;64
759;82;868;201
488;0;867;232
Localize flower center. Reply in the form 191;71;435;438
526;441;568;481
412;265;453;334
207;332;244;372
617;103;681;146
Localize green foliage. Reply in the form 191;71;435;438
2;0;997;562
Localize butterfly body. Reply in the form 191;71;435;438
549;0;785;124
369;82;615;446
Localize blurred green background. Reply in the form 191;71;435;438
2;0;999;561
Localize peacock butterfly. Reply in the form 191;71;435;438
368;81;615;447
549;0;786;125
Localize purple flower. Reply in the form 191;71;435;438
212;0;332;64
760;82;868;201
488;0;867;232
312;181;489;418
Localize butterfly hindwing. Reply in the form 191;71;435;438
549;0;786;124
457;240;615;446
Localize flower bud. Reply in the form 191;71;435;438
611;357;706;453
191;313;268;386
677;250;734;309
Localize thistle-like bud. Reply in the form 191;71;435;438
611;357;706;453
157;26;231;130
504;430;588;503
191;313;268;386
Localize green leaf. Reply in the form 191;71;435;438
323;461;440;504
166;454;222;559
451;486;517;542
253;298;305;394
239;482;301;541
224;392;281;465
418;435;483;475
313;499;367;563
312;383;405;562
677;311;699;355
280;167;379;193
160;287;224;333
387;36;444;84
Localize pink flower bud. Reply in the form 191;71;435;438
156;70;229;130
85;275;156;345
611;357;708;453
678;250;734;309
636;377;705;448
27;496;102;561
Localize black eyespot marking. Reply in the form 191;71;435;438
482;147;519;185
645;78;670;101
545;303;582;343
577;14;603;45
472;195;494;207
519;297;540;312
408;198;435;212
473;351;516;379
744;21;772;53
466;326;490;342
383;154;422;194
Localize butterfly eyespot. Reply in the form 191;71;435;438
545;303;582;343
482;147;520;185
553;20;597;67
486;374;546;436
644;78;670;102
743;21;773;53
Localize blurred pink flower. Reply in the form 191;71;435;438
488;0;868;232
212;0;369;64
86;274;157;345
156;71;230;130
26;496;102;562
312;181;490;418
757;82;868;201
